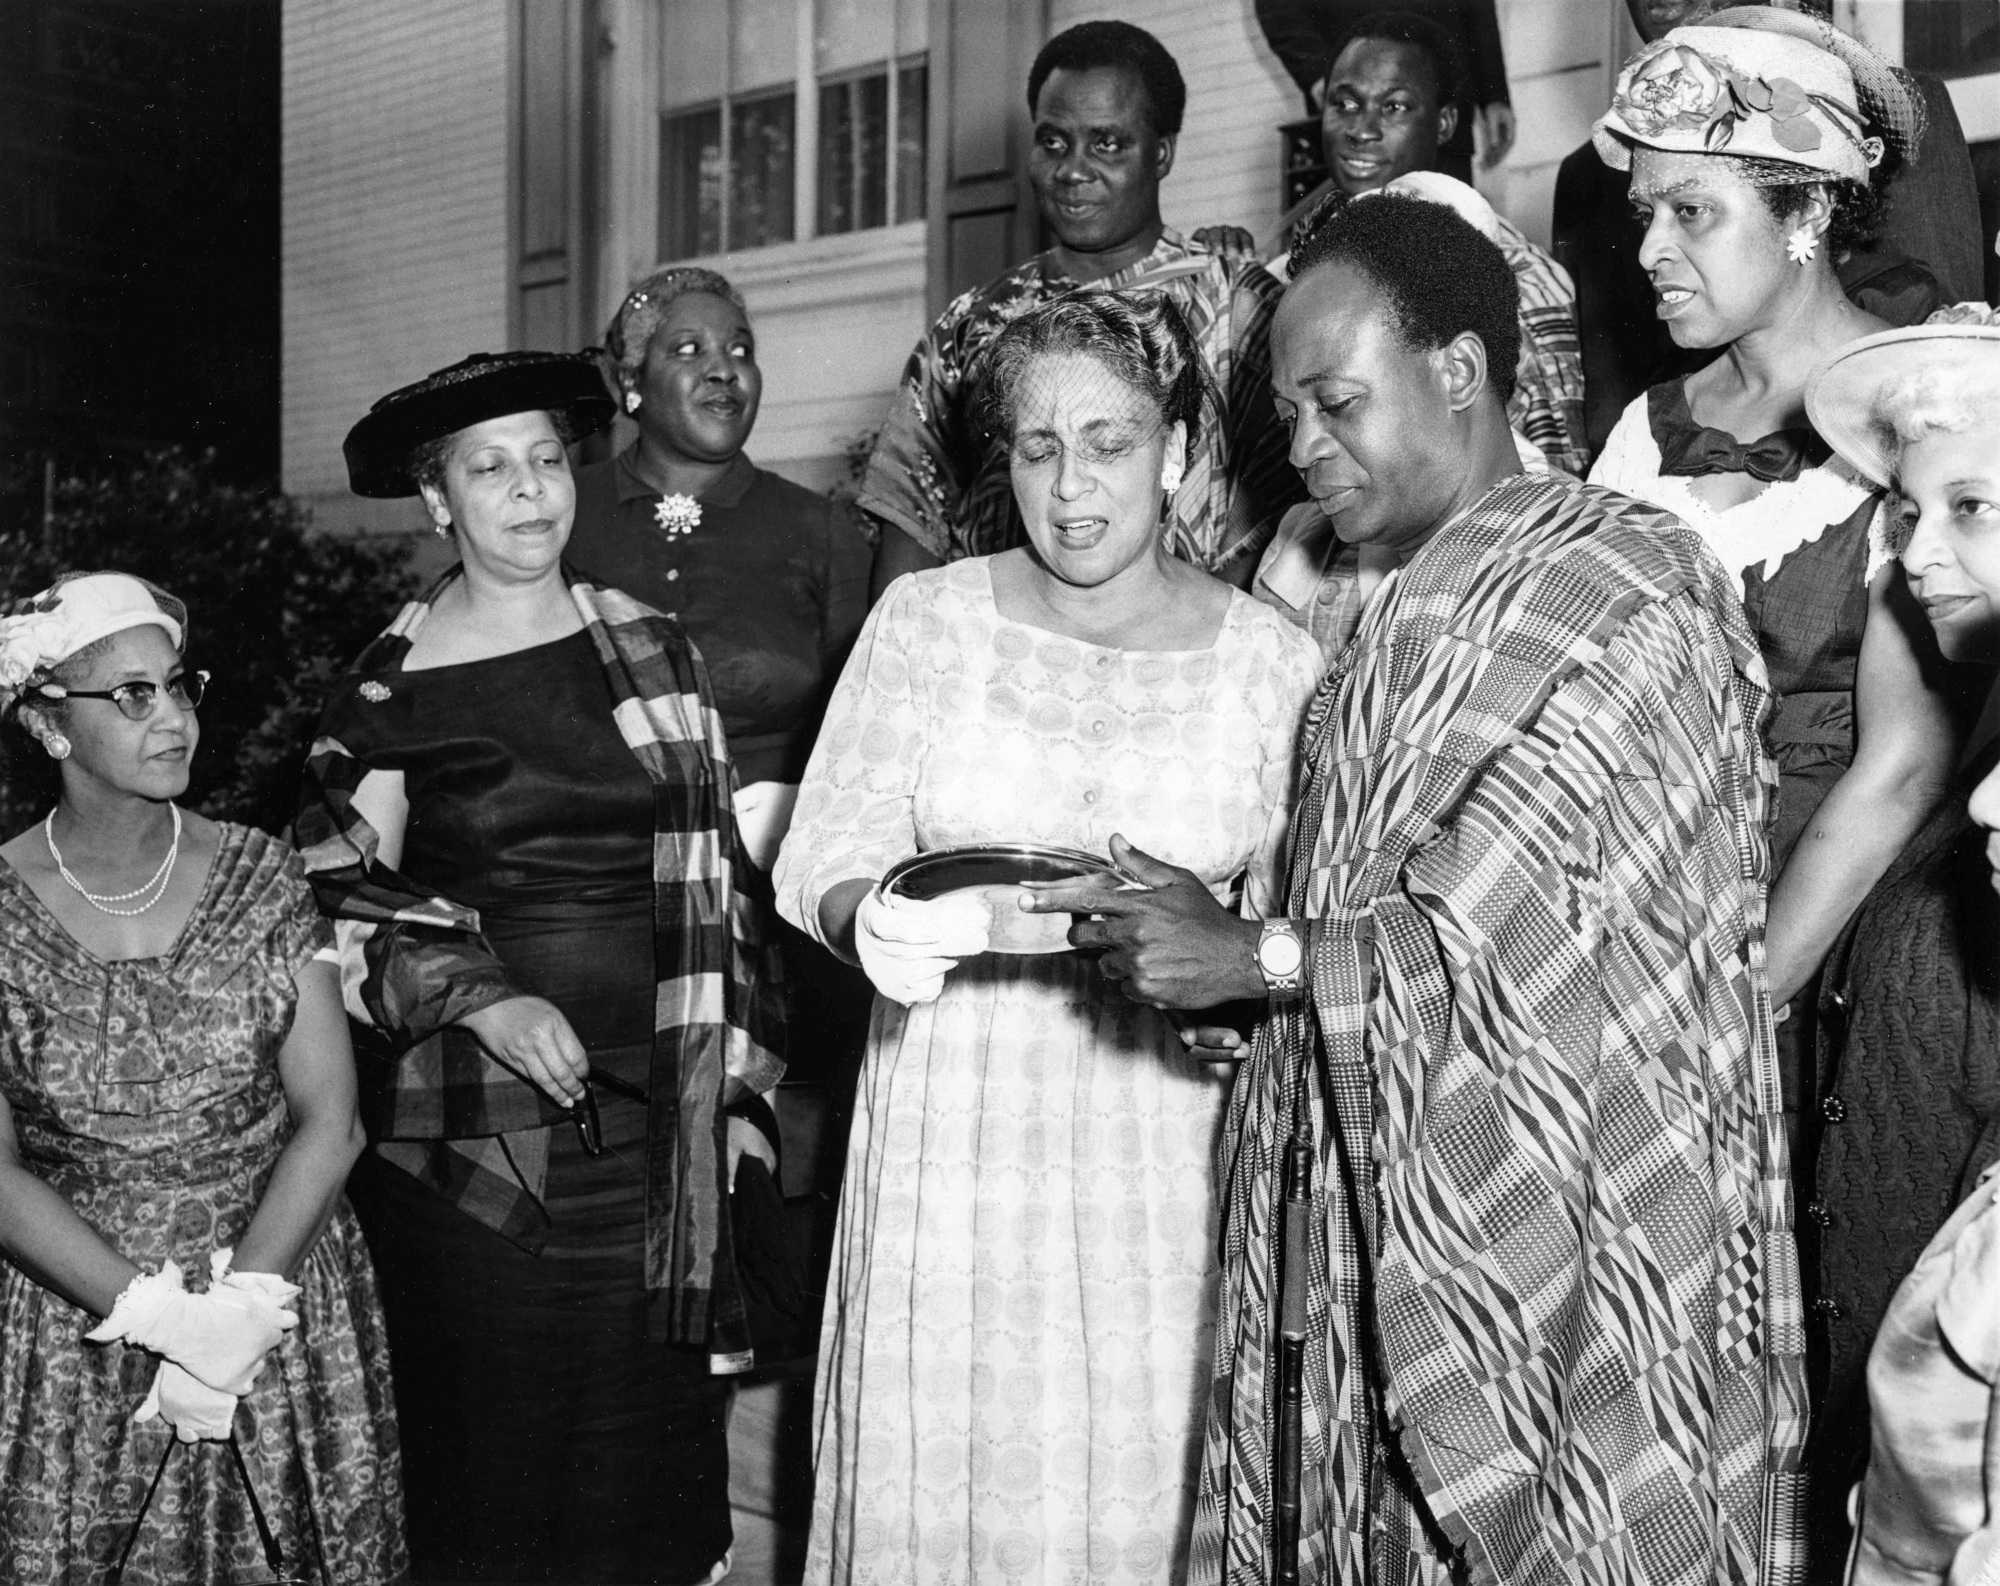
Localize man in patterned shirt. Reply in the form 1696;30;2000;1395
1313;8;1585;474
1030;194;1805;1585
859;20;1302;596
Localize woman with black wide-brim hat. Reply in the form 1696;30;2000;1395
297;350;786;1584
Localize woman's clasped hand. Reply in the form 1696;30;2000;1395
87;1254;300;1398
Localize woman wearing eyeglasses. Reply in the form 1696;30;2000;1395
294;351;784;1585
0;571;406;1584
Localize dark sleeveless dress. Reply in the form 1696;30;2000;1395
343;628;732;1584
1639;384;2000;1579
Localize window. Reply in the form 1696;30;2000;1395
658;0;928;260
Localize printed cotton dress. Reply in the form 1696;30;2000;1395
0;824;405;1585
774;560;1323;1585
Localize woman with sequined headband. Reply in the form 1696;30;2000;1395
1588;11;1987;1565
299;350;785;1584
571;272;876;1247
571;267;872;876
0;571;405;1582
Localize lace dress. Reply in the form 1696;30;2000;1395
0;825;406;1585
774;561;1323;1585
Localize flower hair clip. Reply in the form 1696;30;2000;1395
0;600;74;705
654;494;702;537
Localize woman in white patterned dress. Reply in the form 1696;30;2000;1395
774;293;1322;1585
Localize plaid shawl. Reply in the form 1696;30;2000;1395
1192;473;1806;1584
294;567;784;1368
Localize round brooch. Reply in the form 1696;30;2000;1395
654;494;702;536
358;681;392;703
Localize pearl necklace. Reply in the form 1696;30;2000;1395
44;804;183;916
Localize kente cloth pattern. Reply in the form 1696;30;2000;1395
0;826;407;1586
293;566;784;1365
1491;212;1590;476
856;230;1301;580
1190;473;1806;1586
773;561;1324;1584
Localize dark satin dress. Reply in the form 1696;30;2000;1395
345;629;731;1585
1644;386;2000;1578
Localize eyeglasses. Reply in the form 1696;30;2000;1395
39;669;208;721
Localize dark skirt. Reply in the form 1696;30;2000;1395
1798;798;2000;1579
350;898;732;1585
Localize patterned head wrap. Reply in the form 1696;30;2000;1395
1593;6;1923;186
602;267;749;394
0;572;187;714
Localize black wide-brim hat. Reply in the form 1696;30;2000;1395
343;350;616;498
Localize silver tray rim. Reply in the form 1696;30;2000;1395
878;842;1126;902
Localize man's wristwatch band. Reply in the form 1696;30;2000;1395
1256;917;1305;1000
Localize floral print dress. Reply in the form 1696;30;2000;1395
0;824;405;1585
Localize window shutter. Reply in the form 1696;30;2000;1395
925;0;1047;314
513;0;599;352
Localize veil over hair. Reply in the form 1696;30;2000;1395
976;289;1213;456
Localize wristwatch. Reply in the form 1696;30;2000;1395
1256;918;1305;1000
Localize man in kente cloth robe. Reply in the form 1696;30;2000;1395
1027;193;1807;1584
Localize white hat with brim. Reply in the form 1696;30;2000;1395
0;572;186;704
1805;319;2000;488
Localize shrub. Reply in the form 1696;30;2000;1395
0;450;415;839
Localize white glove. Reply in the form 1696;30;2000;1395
136;1360;239;1443
86;1259;297;1395
208;1247;303;1312
854;889;991;1006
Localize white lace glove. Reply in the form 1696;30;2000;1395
854;889;991;1006
85;1258;298;1395
136;1361;239;1443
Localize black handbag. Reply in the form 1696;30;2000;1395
109;1431;317;1585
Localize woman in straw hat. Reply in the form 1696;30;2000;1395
1589;13;1989;1561
295;351;784;1584
1806;304;2000;1584
0;572;405;1583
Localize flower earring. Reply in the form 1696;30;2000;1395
43;732;71;761
624;390;642;414
1786;226;1820;267
1161;462;1185;497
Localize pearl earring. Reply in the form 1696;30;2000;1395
1786;226;1819;267
1161;464;1184;496
625;390;642;414
44;732;71;761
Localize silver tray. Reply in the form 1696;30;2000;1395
879;843;1127;955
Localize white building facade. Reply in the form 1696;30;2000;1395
281;0;1998;536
